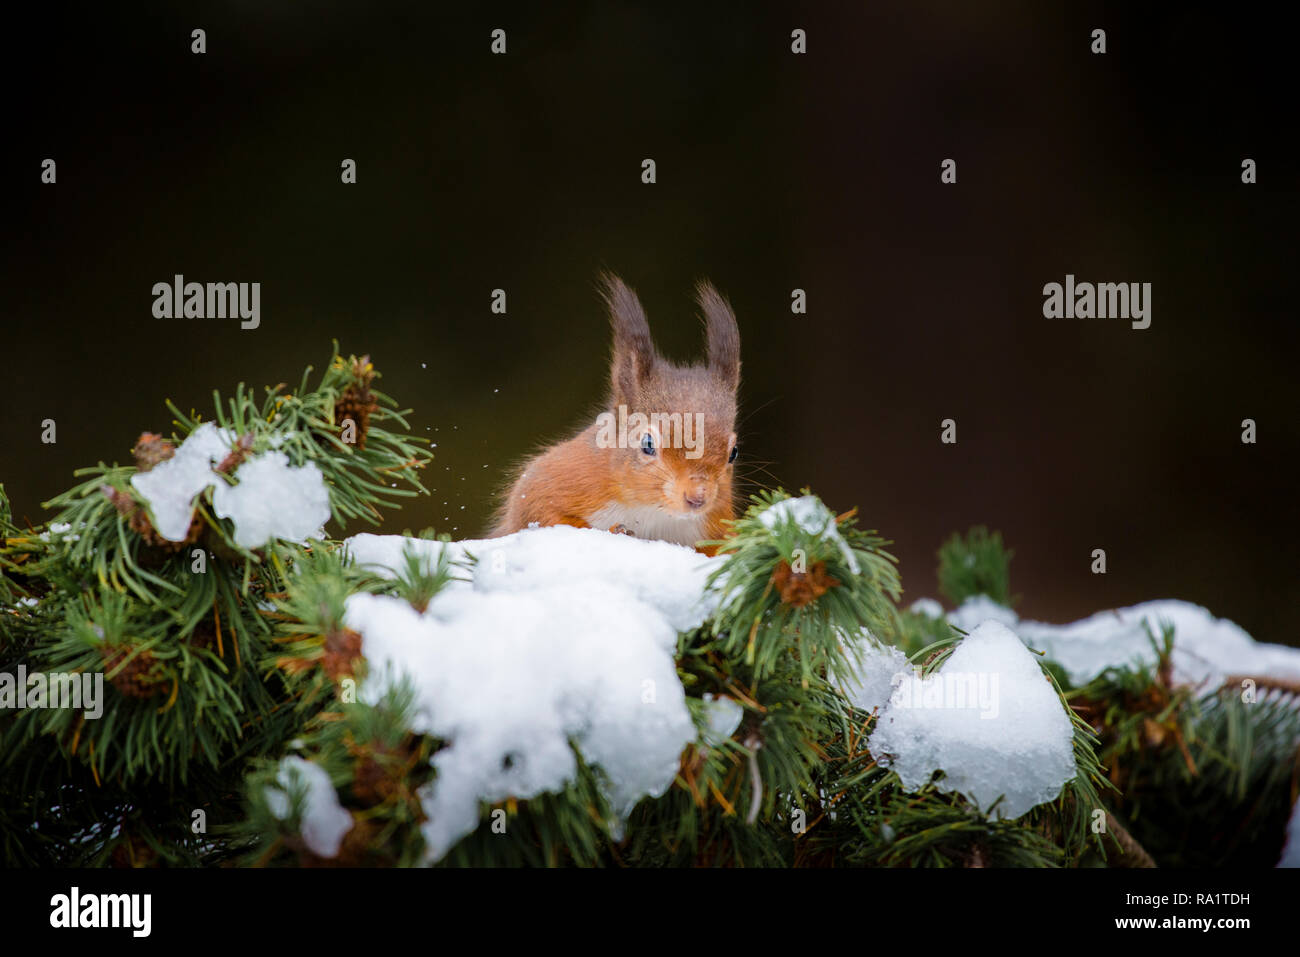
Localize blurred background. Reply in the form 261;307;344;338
2;2;1296;642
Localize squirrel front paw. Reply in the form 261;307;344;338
608;523;636;537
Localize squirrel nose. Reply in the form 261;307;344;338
684;492;706;510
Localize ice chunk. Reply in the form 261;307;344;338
212;452;331;549
129;422;233;540
757;495;860;574
868;620;1077;819
264;756;353;858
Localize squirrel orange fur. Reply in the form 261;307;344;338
490;273;741;555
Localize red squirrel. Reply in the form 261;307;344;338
490;273;740;554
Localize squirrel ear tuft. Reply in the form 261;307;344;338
600;272;656;403
696;280;740;392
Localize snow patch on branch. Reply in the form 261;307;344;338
943;597;1300;689
862;620;1078;819
758;495;860;574
839;638;912;715
853;596;1300;820
341;525;725;862
211;452;330;549
129;422;232;540
129;422;330;548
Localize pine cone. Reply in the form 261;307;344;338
136;509;203;552
102;485;202;553
131;433;175;472
102;485;136;518
103;645;167;698
351;736;420;807
321;627;364;681
214;432;254;475
770;560;840;608
334;356;378;450
353;753;400;807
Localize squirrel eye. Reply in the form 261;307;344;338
728;444;738;464
640;432;657;456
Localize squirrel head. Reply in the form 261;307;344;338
598;273;740;517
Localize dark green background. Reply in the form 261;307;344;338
3;2;1296;642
